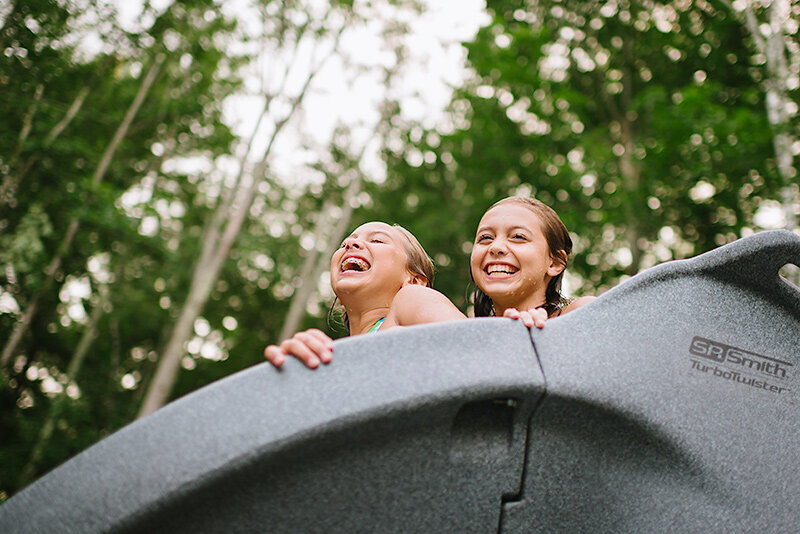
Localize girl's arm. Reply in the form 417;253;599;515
264;286;465;370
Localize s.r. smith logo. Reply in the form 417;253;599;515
688;336;792;396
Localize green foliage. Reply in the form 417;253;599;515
0;0;243;496
369;0;786;308
0;204;52;274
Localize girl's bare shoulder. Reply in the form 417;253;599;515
389;285;466;325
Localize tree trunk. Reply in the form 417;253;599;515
18;84;44;146
93;57;163;187
730;0;798;286
0;58;163;369
137;30;345;418
596;49;644;275
1;86;90;207
45;86;90;145
0;218;79;367
277;43;410;339
278;199;335;341
723;0;797;232
0;84;43;206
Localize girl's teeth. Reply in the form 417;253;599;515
342;258;369;271
487;266;516;274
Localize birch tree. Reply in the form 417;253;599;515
138;1;352;417
278;35;412;340
138;0;426;416
18;263;115;487
277;143;365;341
720;0;799;232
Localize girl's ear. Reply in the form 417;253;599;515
404;272;428;287
546;250;567;278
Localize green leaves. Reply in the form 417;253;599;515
0;204;52;274
0;0;244;494
373;0;794;302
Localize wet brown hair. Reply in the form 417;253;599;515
393;224;434;289
329;223;434;333
472;196;572;317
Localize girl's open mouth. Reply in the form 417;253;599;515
484;263;518;278
341;256;371;272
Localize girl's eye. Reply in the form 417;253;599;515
477;234;492;243
512;234;528;241
371;239;384;244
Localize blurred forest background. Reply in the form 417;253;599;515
1;0;798;499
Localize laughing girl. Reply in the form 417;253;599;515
264;221;465;368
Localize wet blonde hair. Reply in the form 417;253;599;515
472;196;572;317
329;223;434;332
392;224;434;288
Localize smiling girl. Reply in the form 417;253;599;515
470;196;594;328
264;221;465;368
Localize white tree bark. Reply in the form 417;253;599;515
45;86;90;145
92;57;164;188
275;32;410;340
0;86;90;206
18;84;44;146
18;280;110;486
137;27;346;418
722;0;798;231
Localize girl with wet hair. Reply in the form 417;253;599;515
264;221;465;368
470;196;594;328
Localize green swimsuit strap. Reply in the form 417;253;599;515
367;317;386;333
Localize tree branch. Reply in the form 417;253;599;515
137;20;348;419
45;86;90;145
93;56;164;188
18;84;44;147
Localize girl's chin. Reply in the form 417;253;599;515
478;274;519;288
479;282;536;302
332;273;378;293
483;274;517;281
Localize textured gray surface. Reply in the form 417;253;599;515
1;318;543;533
1;230;798;533
502;229;800;532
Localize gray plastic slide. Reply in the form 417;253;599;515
2;230;798;532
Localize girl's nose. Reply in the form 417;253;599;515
489;239;507;255
343;237;364;249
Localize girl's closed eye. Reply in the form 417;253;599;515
477;234;493;243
